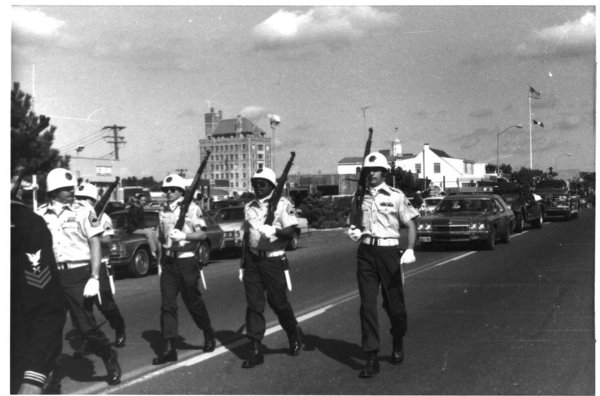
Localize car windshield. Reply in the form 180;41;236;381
214;207;245;223
110;211;158;230
436;199;493;213
425;198;443;206
536;180;566;189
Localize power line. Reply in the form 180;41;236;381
60;134;107;153
102;125;126;160
56;128;104;151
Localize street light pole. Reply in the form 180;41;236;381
268;114;280;171
554;153;572;171
496;124;523;176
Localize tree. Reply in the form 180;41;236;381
11;82;70;201
499;163;512;175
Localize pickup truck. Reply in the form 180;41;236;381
534;179;580;221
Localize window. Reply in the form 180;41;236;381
258;144;264;150
252;144;256;151
415;164;422;173
434;163;441;173
258;154;264;160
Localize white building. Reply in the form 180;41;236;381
337;140;493;193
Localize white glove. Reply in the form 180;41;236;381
83;277;101;304
169;229;187;242
347;226;362;242
158;264;162;277
400;248;416;264
258;224;277;238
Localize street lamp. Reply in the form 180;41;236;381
555;153;572;170
268;114;280;171
496;124;523;176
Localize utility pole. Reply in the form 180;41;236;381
103;125;126;160
175;168;188;178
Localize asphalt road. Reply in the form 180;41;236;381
55;209;595;394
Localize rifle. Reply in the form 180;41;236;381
349;127;374;229
174;150;211;289
94;177;120;217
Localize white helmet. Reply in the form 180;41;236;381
162;174;186;190
46;168;76;192
75;182;98;201
251;167;277;187
363;152;391;171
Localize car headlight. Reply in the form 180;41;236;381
470;222;486;230
417;222;432;231
558;195;567;202
110;242;126;256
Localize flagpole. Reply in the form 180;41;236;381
529;90;533;169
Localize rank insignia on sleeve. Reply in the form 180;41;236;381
89;212;100;227
287;205;296;216
405;198;413;207
25;250;51;289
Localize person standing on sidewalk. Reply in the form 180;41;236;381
347;152;419;378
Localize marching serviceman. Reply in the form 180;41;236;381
75;183;127;348
152;174;216;365
11;185;66;394
239;167;303;368
347;152;419;378
37;168;121;385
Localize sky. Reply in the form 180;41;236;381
9;4;597;180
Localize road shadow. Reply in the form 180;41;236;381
301;333;365;370
142;330;204;357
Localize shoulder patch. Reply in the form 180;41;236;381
89;211;100;227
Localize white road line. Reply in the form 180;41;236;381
90;245;503;394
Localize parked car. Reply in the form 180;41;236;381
534;179;580;221
108;208;224;277
416;193;515;251
495;182;544;232
212;205;310;251
207;199;250;216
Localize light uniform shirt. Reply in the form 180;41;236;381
77;200;115;261
357;182;419;238
159;197;206;253
37;200;104;262
244;195;298;251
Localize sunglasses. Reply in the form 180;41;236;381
162;187;182;193
55;186;74;193
251;180;270;188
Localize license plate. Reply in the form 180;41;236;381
419;236;431;242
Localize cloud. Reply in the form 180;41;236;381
455;128;490;151
516;11;595;59
552;115;586;132
240;106;269;122
252;6;398;52
12;7;65;37
178;108;200;118
469;108;493;118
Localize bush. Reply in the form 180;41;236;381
299;192;352;229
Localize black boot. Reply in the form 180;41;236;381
73;338;90;359
115;328;126;348
103;349;122;385
358;353;380;378
241;340;264;368
288;326;303;356
152;339;178;365
204;327;216;353
391;337;404;365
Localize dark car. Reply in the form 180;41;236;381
494;182;544;232
108;208;224;277
416;194;515;251
534;179;580;221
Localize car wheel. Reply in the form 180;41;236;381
531;210;543;229
197;241;210;265
287;231;300;251
514;212;524;233
483;228;495;250
129;248;150;277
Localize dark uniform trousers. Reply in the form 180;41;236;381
357;243;407;353
92;262;125;333
160;256;212;339
243;253;298;341
60;266;113;359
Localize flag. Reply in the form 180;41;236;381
529;86;541;99
532;119;544;128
